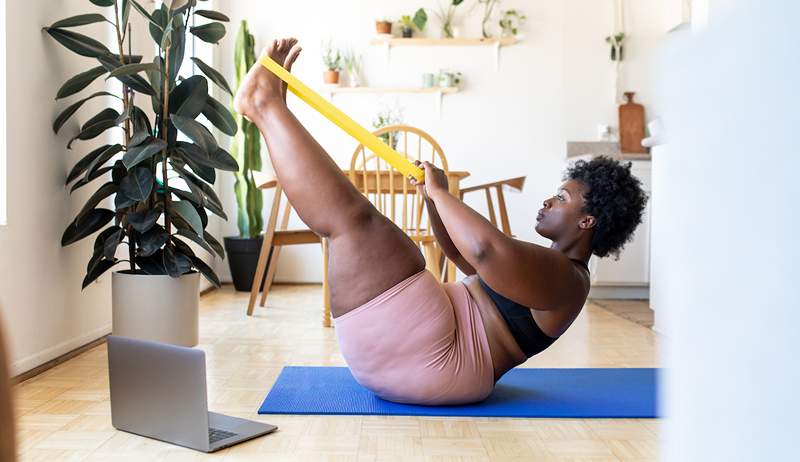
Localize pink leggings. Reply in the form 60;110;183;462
334;270;495;405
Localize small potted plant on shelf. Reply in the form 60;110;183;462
398;8;428;38
434;0;465;39
342;49;363;88
375;18;393;35
605;32;625;61
499;9;526;38
225;20;264;292
44;0;238;347
437;69;463;88
372;106;404;150
322;41;342;85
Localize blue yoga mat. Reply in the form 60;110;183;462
258;366;659;418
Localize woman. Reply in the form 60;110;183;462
234;39;648;405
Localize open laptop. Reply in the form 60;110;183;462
107;335;277;452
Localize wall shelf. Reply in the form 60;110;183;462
322;86;459;116
369;36;519;70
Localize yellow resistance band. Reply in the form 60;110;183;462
259;55;425;182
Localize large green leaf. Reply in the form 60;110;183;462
171;115;217;154
119;167;154;202
194;10;230;22
106;63;160;81
190;22;225;44
62;208;115;246
102;228;124;259
128;206;162;233
139;225;169;257
175;228;215;255
71;166;113;193
82;259;120;289
84;144;124;182
121;0;132;31
56;66;107;100
170;0;196;15
44;28;111;58
67;108;120;149
163;246;193;277
172;146;216;184
51;14;108;29
146;57;164;112
97;54;157;96
89;0;115;6
122;137;167;169
94;225;121;254
175;142;237;173
170;200;203;235
163;12;186;81
190;255;220;287
76;182;118;222
203;230;225;258
202;97;237;136
66;144;112;185
169;75;208;118
53;91;117;134
114;190;138;210
190;57;232;95
129;0;162;29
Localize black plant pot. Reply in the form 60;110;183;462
224;236;268;292
402;26;413;38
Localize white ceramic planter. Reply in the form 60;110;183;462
112;271;200;347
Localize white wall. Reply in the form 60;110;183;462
213;0;665;283
656;1;800;459
0;1;218;375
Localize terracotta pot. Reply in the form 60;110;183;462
323;70;340;84
375;21;392;35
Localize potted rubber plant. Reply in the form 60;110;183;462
45;0;238;346
322;41;342;85
398;9;428;38
225;20;264;292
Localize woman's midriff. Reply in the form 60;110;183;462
462;275;527;381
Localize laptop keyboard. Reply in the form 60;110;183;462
208;427;237;444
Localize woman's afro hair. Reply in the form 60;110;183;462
564;156;648;259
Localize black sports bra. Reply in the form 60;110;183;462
478;259;589;358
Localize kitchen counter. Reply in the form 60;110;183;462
566;141;651;161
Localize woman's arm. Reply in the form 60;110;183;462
424;194;477;275
418;163;585;311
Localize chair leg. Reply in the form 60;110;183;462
247;233;273;316
261;199;295;307
322;238;332;328
422;242;442;279
247;185;283;316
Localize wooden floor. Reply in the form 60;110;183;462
13;283;661;461
591;299;654;329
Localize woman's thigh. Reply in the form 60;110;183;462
326;207;426;317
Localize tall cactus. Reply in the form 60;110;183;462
231;21;263;238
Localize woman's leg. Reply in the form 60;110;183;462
234;39;425;317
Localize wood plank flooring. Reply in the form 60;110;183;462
13;283;660;461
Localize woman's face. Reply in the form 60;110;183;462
535;179;592;241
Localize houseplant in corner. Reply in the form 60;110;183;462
225;20;264;292
45;0;238;346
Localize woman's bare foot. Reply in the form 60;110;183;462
233;38;302;122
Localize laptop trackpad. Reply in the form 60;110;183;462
208;412;277;448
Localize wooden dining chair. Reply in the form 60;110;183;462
460;176;526;237
349;124;451;278
246;178;331;326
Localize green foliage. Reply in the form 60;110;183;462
230;20;263;238
321;40;342;71
498;9;526;37
45;0;238;288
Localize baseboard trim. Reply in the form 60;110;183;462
11;325;111;384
